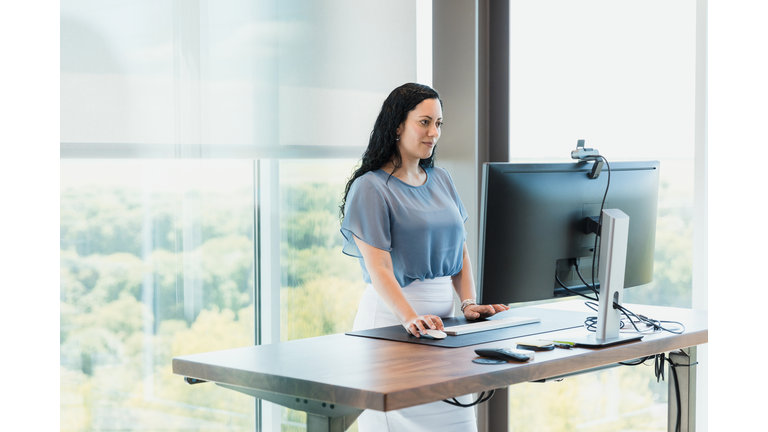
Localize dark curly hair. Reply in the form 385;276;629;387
339;83;442;222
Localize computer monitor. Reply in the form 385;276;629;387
477;160;659;306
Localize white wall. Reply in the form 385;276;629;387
709;0;767;430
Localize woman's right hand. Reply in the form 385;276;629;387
403;314;444;337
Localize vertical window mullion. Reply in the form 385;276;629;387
253;158;262;430
257;159;282;431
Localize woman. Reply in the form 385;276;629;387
339;83;509;432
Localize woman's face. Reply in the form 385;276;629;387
395;98;442;163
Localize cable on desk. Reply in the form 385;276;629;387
442;390;495;408
582;301;628;332
566;156;686;337
615;303;687;335
580;301;686;336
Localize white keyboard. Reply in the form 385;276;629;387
443;316;541;336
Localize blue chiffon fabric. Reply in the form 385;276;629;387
341;167;468;287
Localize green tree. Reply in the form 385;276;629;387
281;277;364;341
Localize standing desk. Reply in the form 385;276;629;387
172;302;707;432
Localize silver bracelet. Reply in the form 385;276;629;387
460;298;477;312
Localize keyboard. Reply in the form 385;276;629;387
443;316;541;336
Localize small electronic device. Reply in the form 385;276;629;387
443;316;540;336
418;329;447;340
474;348;533;362
515;340;555;351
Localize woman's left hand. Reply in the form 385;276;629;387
463;303;510;320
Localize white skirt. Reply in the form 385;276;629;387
352;277;478;432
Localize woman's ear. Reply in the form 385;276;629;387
396;120;406;137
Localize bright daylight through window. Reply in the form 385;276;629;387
60;1;701;432
60;1;418;431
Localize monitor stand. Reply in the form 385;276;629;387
565;332;644;348
570;209;643;348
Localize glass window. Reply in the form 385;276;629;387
61;160;257;431
61;1;418;431
506;1;696;430
279;159;363;342
508;0;696;307
273;159;364;430
61;0;415;150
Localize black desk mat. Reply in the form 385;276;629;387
345;307;592;348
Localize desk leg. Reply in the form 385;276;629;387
306;412;360;432
668;347;697;432
477;388;508;432
216;383;362;432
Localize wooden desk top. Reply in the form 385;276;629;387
172;303;707;412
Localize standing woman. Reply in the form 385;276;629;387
339;83;509;432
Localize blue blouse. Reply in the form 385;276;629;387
341;166;468;287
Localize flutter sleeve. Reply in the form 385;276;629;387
445;169;468;223
340;176;392;257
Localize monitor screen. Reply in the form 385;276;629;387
477;161;660;305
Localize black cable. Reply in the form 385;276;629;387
575;157;685;336
590;155;611;296
581;302;625;332
616;304;686;335
442;390;495;408
654;353;665;383
650;354;697;432
580;301;686;335
577;265;640;332
574;264;639;331
583;314;628;332
577;153;691;432
574;261;600;299
582;301;600;331
555;273;597;301
669;357;682;432
618;355;655;366
616;304;644;333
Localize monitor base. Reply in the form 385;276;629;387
566;332;644;348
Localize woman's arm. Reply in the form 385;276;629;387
452;242;510;320
354;236;444;337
